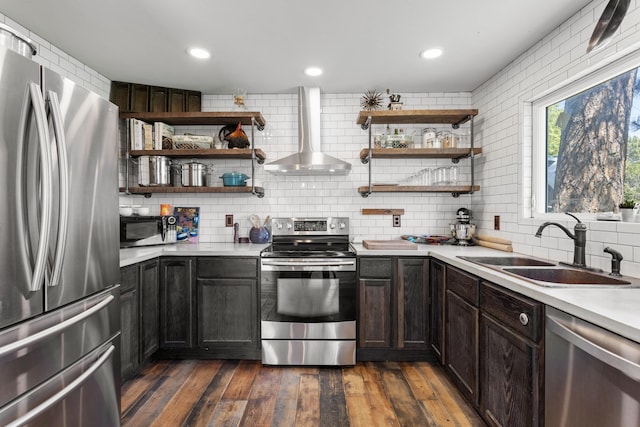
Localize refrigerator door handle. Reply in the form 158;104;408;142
0;294;114;357
45;90;69;288
4;344;115;427
18;82;53;293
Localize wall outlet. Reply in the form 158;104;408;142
393;215;401;227
225;214;234;227
494;215;500;230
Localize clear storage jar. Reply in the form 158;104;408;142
422;128;437;148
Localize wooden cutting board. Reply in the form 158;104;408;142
362;240;418;250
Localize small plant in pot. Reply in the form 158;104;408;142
619;199;636;222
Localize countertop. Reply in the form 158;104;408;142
121;242;640;343
119;242;270;267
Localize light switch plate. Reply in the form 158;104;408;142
225;214;234;227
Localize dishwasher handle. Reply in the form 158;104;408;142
546;311;640;381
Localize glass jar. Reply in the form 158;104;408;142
422;128;437;148
437;130;457;148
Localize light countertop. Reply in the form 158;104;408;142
121;242;640;343
120;242;270;267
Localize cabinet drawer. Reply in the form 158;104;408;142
359;257;392;278
197;257;258;278
446;265;479;306
480;282;543;343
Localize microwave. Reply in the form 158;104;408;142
120;215;177;248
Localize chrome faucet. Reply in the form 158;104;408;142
535;212;587;268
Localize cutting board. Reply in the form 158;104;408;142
362;240;418;250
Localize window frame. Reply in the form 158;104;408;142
531;50;640;218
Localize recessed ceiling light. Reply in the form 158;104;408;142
188;47;211;59
304;67;323;77
419;48;443;59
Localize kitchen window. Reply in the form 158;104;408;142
532;51;640;215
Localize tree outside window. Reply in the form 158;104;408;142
545;69;640;213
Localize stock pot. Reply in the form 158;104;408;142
181;161;207;187
138;156;171;186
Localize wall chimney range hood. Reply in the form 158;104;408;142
264;87;351;176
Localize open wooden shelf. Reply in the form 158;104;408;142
128;148;266;162
120;186;264;196
357;185;480;195
120;111;266;128
357;109;478;128
359;147;482;161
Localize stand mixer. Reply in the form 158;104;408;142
450;208;476;245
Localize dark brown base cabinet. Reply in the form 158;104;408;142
140;260;160;360
445;266;479;406
196;257;260;359
120;265;140;380
429;259;445;360
119;258;159;381
439;264;544;427
358;257;432;361
159;257;195;350
479;282;543;427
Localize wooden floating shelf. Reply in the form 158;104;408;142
357;109;478;127
120;186;264;195
358;185;480;194
120;111;266;128
359;147;482;161
128;148;266;161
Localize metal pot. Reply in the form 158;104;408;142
138;155;171;186
181;161;207;187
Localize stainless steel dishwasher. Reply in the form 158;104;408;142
545;307;640;426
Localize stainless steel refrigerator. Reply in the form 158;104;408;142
0;25;121;426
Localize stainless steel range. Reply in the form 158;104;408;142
260;217;356;365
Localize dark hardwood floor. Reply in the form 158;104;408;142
121;359;486;426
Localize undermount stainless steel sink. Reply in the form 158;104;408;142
502;268;632;286
458;255;639;287
458;256;556;267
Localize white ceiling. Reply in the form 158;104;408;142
0;0;596;94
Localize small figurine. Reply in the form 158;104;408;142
387;89;403;110
219;122;250;149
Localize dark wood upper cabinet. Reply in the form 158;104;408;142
149;86;168;113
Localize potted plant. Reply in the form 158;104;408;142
619;199;636;222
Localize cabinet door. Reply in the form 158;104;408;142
140;259;159;360
480;314;541;427
445;290;479;405
429;259;445;361
159;258;195;349
119;265;139;380
358;278;391;348
396;258;429;349
197;278;258;354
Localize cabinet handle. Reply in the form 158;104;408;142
519;313;529;326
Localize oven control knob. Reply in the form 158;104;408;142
330;223;336;229
339;222;346;229
286;223;292;230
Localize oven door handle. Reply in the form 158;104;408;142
262;260;355;267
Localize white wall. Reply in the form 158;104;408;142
472;0;640;277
